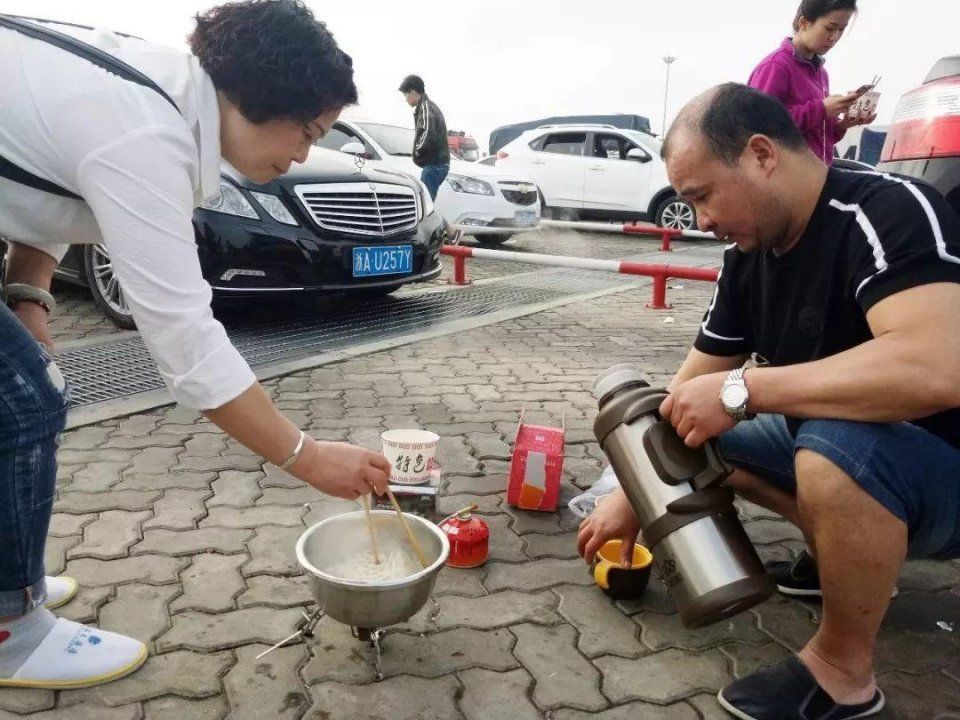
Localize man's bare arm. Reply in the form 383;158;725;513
746;283;960;421
667;347;749;392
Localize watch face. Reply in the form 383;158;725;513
722;384;749;408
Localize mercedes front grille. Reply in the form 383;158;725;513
295;182;420;236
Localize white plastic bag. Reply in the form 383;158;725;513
567;465;620;518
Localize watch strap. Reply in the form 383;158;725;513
722;368;750;421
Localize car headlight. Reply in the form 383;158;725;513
200;181;258;219
446;174;493;196
250;191;299;226
418;180;435;217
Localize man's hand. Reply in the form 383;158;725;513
659;371;736;448
577;489;642;566
290;439;391;500
11;301;54;350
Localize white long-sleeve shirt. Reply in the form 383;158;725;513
0;19;256;410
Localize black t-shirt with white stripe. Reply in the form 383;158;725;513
695;167;960;449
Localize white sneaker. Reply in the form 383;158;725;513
0;617;147;689
43;576;78;610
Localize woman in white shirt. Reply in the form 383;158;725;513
0;0;390;689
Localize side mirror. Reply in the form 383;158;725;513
626;148;652;163
340;141;367;157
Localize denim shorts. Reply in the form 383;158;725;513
719;414;960;560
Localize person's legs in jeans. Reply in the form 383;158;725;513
0;303;146;688
717;415;960;713
720;414;804;528
420;164;449;200
0;302;66;620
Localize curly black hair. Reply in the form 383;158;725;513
189;0;358;124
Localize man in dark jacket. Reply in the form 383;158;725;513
399;74;450;200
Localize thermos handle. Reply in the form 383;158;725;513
642;486;738;549
641;420;731;488
666;485;735;514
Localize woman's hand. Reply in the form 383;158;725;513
577;488;642;566
290;438;391;500
838;111;878;130
823;92;859;119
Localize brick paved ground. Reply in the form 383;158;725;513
3;230;958;719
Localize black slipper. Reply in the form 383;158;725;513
717;657;885;720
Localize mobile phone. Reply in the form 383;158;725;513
854;75;882;96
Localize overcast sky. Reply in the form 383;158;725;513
6;0;959;152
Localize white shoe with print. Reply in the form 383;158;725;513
0;618;147;689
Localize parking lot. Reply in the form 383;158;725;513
48;228;671;349
1;227;956;720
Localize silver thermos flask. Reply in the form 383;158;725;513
593;364;773;628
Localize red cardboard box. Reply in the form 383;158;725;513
507;409;565;512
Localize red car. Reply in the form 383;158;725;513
447;131;480;162
878;56;960;217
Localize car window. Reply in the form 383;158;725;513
622;129;662;156
358;123;416;157
540;132;587;156
593;133;636;160
314;126;359;152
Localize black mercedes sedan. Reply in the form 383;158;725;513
52;147;447;328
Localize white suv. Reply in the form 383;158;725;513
318;120;541;245
495;124;695;229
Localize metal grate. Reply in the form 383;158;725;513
58;267;641;408
295;182;419;237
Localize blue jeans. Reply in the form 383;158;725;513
420;164;449;201
0;303;68;617
720;414;960;560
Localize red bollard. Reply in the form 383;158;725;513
646;272;671;309
660;231;673;252
452;253;471;285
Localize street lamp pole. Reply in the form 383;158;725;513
662;55;677;136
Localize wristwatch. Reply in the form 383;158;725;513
720;368;751;422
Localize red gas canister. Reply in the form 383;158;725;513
440;504;489;568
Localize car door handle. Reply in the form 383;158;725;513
588;166;604;171
532;160;546;165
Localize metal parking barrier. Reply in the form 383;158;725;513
441;245;718;309
540;219;716;252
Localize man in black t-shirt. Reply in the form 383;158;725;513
577;84;960;720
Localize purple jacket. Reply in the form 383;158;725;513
748;37;845;163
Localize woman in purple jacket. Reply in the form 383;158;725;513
749;0;875;164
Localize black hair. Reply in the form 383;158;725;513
793;0;857;31
189;0;357;124
398;74;425;94
663;83;807;165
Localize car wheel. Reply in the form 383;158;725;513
477;234;512;246
82;244;136;330
655;195;696;231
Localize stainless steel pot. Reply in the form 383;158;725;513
296;510;449;628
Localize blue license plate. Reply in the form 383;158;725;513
352;245;413;277
514;210;537;226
